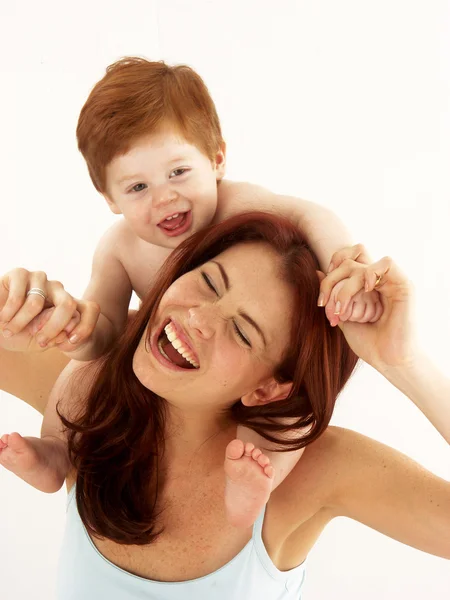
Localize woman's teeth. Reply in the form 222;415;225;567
164;322;199;368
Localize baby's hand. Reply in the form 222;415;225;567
319;244;384;327
324;281;382;327
0;268;100;351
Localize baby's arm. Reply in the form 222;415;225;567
236;424;304;490
218;181;352;272
217;181;381;324
60;223;133;360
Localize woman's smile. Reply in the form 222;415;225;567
151;317;200;371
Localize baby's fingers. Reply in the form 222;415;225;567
46;313;81;347
328;272;366;319
65;300;100;346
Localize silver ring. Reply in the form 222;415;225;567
27;288;47;301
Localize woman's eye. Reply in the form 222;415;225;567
171;168;187;177
131;183;147;192
201;272;218;295
234;323;251;347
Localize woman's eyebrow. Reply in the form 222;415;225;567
210;260;267;347
211;260;230;290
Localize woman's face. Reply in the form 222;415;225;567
133;242;296;412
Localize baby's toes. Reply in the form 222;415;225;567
264;464;274;479
251;448;262;460
256;453;271;468
7;432;26;452
225;439;245;460
244;442;255;456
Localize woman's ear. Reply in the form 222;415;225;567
241;378;293;407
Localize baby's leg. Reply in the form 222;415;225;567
224;424;304;528
0;433;69;493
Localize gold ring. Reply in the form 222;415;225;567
374;272;382;288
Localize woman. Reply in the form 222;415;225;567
0;212;449;599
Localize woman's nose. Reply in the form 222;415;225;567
187;307;216;340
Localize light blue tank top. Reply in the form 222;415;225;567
57;486;306;599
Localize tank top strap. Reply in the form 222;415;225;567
251;504;307;588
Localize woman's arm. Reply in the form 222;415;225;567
313;250;450;558
0;347;69;415
328;427;450;559
382;355;450;444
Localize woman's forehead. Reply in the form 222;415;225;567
211;243;295;337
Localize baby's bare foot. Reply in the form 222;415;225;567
0;433;64;492
224;439;274;529
0;432;41;476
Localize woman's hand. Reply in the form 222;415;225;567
321;244;383;327
0;268;100;352
318;249;415;372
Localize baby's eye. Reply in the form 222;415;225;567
131;183;147;193
170;168;188;178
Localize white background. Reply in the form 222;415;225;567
0;0;449;598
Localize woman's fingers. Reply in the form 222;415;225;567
0;270;49;335
33;281;77;346
0;268;101;350
327;243;371;273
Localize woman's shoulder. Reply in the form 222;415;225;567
276;423;448;530
273;426;393;524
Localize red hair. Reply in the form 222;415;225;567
77;57;224;193
60;212;358;545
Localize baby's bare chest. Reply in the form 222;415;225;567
120;239;172;300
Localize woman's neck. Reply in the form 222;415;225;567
162;405;236;475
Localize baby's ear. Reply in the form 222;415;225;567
214;143;227;179
103;194;122;215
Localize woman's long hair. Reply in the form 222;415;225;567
59;212;358;545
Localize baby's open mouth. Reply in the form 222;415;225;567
158;212;188;231
157;322;199;369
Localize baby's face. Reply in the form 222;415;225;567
104;126;225;249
